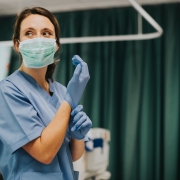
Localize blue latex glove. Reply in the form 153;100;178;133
64;55;90;109
69;105;92;140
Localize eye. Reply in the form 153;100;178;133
43;31;51;37
25;31;33;36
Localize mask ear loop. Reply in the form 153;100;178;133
16;39;21;46
54;40;60;64
15;39;21;49
54;59;60;63
14;39;23;61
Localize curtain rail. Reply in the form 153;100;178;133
0;0;163;46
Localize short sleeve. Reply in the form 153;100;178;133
0;81;45;153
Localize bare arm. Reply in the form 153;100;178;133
23;101;71;164
23;56;90;164
69;138;84;162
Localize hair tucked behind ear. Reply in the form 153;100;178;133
12;7;61;81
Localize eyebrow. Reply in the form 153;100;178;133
23;27;54;33
42;28;54;33
23;27;35;32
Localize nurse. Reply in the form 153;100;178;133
0;7;92;180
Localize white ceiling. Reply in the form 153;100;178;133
0;0;180;16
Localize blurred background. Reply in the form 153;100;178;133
0;0;180;180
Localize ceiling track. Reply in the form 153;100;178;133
0;0;163;46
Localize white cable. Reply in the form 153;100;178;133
0;0;163;46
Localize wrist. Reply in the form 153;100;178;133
71;137;84;142
63;98;73;109
62;100;72;109
64;93;74;109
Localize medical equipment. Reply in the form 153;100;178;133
73;128;111;180
19;38;56;68
0;0;163;47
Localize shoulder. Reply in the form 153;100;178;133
0;72;17;90
0;71;27;97
0;70;24;86
3;70;22;80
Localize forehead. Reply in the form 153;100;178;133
20;14;55;31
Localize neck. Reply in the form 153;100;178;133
19;63;50;94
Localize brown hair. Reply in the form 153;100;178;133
12;7;60;81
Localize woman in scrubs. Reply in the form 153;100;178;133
0;7;92;180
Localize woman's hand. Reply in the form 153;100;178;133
64;55;90;109
69;105;92;140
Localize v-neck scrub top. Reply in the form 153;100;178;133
0;70;79;180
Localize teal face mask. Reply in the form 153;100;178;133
19;38;56;68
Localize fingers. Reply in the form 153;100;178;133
79;117;92;129
71;105;83;116
72;55;90;80
73;64;81;77
80;62;90;79
72;111;84;124
72;55;83;67
71;114;92;131
72;118;92;131
71;115;87;131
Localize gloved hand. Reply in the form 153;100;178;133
64;55;90;109
68;105;92;140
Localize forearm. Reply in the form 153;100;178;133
23;101;71;164
69;138;84;162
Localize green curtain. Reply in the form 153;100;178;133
0;3;180;180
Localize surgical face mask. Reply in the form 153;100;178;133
19;38;56;68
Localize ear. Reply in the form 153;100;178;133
14;39;20;52
56;43;59;52
56;46;59;52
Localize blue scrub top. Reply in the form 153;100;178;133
0;70;79;180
